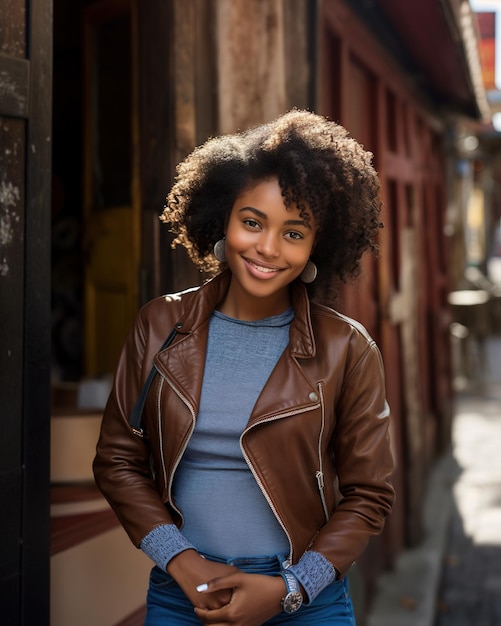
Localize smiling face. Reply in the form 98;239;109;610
219;177;316;320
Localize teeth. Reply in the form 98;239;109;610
249;261;278;273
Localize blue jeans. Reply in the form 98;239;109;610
145;553;356;625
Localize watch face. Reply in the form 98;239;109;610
283;591;303;613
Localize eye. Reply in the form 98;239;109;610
285;231;304;241
243;218;261;229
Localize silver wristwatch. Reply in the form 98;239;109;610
280;570;303;614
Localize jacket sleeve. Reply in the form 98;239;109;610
93;306;176;548
310;338;395;575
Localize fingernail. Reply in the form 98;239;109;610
196;583;208;592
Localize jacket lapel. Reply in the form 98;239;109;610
245;349;320;429
152;271;230;416
154;323;209;417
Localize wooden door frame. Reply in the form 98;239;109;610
0;0;52;623
23;0;53;620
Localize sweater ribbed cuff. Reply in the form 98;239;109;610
140;524;195;571
288;550;337;603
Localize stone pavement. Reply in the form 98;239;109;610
365;336;501;626
435;336;501;626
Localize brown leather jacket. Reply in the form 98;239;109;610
93;270;394;576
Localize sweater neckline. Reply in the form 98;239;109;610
211;307;294;328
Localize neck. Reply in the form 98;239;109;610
218;282;291;321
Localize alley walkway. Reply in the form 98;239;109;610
366;336;501;626
434;336;501;626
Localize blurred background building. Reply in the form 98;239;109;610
1;1;501;624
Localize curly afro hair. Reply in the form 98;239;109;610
161;109;382;306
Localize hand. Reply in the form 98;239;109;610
167;550;238;610
194;572;286;625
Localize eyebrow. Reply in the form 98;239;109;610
238;206;311;228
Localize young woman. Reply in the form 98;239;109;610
93;109;395;625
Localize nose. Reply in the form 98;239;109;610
255;231;280;258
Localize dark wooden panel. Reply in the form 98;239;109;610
0;118;25;476
0;470;23;579
137;0;173;213
0;0;26;57
0;116;25;618
0;30;27;621
0;573;21;622
0;54;29;117
137;0;173;300
21;0;52;623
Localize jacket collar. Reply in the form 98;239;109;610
176;269;316;359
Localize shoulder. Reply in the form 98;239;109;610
309;302;385;380
140;285;199;315
134;285;201;336
139;287;200;315
310;302;376;347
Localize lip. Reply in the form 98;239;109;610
243;257;286;278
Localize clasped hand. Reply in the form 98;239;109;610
194;570;285;626
167;550;285;626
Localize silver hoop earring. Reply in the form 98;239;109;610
300;260;317;284
213;238;227;262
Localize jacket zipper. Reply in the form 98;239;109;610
156;378;168;493
314;382;330;523
157;373;197;523
240;402;320;564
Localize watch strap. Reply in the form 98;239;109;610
280;569;303;614
281;569;300;594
